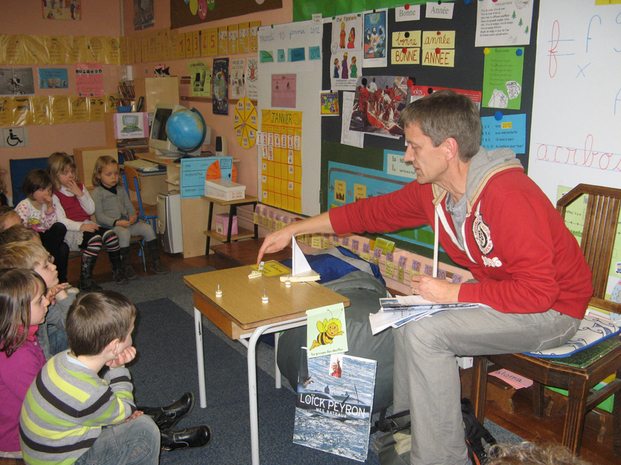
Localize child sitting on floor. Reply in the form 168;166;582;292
46;152;127;290
0;206;22;232
91;155;168;279
20;291;212;464
14;169;70;284
0;269;49;460
0;241;72;359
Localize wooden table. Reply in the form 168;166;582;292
183;266;350;465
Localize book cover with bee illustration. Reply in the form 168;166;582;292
306;303;348;358
293;348;376;462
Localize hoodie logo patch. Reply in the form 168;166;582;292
473;213;493;255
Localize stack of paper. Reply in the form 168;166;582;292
369;296;480;335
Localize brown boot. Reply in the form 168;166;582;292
146;239;169;274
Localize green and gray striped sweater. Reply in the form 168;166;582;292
19;351;136;465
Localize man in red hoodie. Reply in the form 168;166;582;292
257;90;592;465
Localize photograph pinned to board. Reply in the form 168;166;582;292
293;348;376;462
212;58;229;115
0;68;35;96
363;9;388;68
349;75;408;137
320;91;339;116
330;14;363;91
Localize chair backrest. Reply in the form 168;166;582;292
122;165;141;193
557;184;621;315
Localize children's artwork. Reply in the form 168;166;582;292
482;47;525;110
43;0;81;20
0;68;35;96
293;348;376;462
186;61;211;98
271;74;296;108
212;58;229;115
230;58;246;100
330;14;363;91
349;75;408;137
320;91;339;116
133;0;154;30
306;303;347;357
245;57;259;100
38;68;69;89
363;9;388;68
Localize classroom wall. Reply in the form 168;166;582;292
0;0;123;198
0;0;293;203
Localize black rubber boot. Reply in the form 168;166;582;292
120;246;140;280
140;392;195;430
107;249;128;283
78;253;101;292
146;239;169;274
160;425;212;451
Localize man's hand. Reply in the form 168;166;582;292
80;223;99;233
257;229;294;264
411;275;460;303
107;346;137;369
65;180;83;197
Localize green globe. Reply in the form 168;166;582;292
165;108;206;152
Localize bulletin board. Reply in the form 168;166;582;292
320;2;540;257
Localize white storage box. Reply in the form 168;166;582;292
204;179;246;201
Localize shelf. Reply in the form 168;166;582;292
201;195;259;206
204;227;256;242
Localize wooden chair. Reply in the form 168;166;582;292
470;184;621;456
122;165;158;234
68;235;147;272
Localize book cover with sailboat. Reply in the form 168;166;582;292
293;348;376;462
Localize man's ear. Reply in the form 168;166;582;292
443;137;459;161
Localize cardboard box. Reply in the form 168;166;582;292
204;179;246;201
215;213;238;236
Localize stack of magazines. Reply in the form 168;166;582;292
369;296;480;335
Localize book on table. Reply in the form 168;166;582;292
369;295;480;335
293;348;376;462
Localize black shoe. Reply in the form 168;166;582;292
160;425;212;451
140;392;195;430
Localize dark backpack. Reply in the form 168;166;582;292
373;398;497;465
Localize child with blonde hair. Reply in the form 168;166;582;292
46;152;127;290
0;224;41;247
0;269;49;459
0;241;72;360
14;169;70;284
0;206;22;231
91;156;168;278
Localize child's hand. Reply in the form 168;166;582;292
80;223;99;233
66;180;83;197
129;213;138;225
47;283;69;305
124;410;144;423
116;220;131;228
107;346;137;369
43;193;54;210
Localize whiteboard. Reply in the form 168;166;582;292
257;20;323;216
528;1;621;201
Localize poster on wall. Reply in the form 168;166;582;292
38;68;69;89
75;63;103;97
170;0;282;29
212;58;229;115
133;0;154;31
43;0;81;20
330;14;363;91
362;9;388;68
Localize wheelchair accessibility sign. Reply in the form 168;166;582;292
1;127;28;148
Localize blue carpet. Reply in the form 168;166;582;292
130;297;381;465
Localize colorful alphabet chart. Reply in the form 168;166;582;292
259;109;303;213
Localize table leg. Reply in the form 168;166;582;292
194;307;207;408
247;326;267;465
274;331;281;389
205;200;215;255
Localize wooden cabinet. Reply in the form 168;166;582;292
133;77;180;113
73;146;119;188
